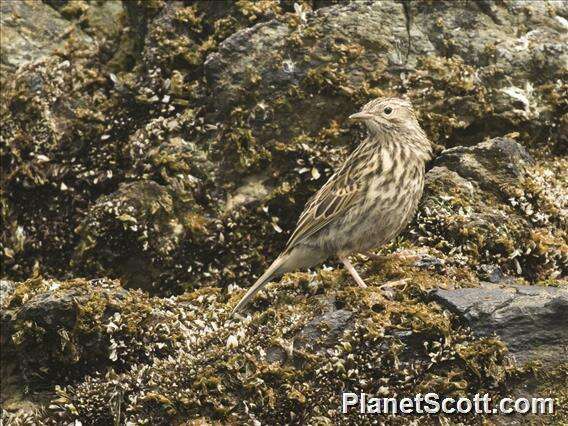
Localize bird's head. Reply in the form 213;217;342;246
349;97;419;135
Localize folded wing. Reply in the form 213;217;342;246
286;145;380;249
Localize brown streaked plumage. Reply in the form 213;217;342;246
231;97;433;316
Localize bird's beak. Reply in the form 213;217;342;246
349;112;373;121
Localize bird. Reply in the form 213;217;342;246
231;97;433;316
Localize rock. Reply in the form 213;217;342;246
0;280;16;308
413;137;567;282
408;1;567;148
0;0;126;82
203;1;412;154
2;0;566;293
266;298;355;363
0;1;91;79
478;264;513;284
433;137;534;191
73;180;207;293
293;307;354;353
0;276;209;387
432;283;568;364
412;253;445;270
1;278;128;384
204;0;567;152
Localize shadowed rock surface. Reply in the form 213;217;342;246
433;283;568;364
1;0;567;424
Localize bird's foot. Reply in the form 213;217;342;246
378;278;409;290
363;250;421;264
362;252;388;262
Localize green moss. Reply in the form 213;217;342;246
534;363;568;422
406;56;492;143
8;276;49;307
73;287;108;335
58;0;89;19
216;118;272;173
302;64;349;95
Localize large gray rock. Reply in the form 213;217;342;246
204;0;567;147
432;283;568;364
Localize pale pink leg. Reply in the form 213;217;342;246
339;256;367;288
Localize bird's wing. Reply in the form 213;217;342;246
285;145;378;249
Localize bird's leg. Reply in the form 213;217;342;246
339;256;367;288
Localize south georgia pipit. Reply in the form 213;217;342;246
232;97;433;316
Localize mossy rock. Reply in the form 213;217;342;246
0;269;524;424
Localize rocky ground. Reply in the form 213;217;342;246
1;1;567;425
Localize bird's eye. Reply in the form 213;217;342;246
383;106;393;115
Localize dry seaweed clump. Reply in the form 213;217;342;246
2;269;516;425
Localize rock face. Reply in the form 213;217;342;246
0;0;125;81
1;0;567;424
0;1;90;78
432;283;568;364
432;138;534;189
2;0;566;292
0;278;191;387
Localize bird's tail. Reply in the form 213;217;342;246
230;253;290;317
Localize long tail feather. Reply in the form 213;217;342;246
231;254;289;316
